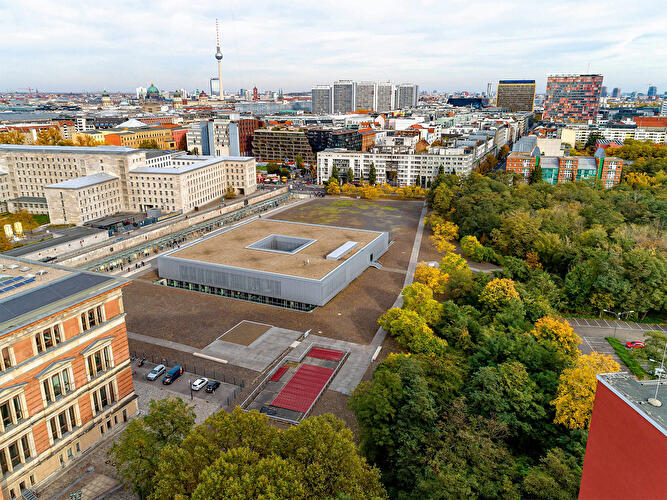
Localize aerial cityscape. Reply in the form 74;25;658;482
0;1;666;499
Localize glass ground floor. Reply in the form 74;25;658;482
159;278;317;312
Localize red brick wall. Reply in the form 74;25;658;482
579;382;667;499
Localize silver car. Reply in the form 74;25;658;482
146;364;166;381
191;378;209;391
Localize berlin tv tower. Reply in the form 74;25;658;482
215;19;223;99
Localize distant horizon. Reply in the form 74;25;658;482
2;0;665;95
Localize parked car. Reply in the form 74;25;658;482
654;367;665;377
162;365;183;385
205;380;221;393
625;341;645;349
191;378;209;391
146;364;166;381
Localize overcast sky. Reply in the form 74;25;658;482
1;0;665;94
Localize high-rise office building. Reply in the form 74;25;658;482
376;82;395;112
648;85;658;98
612;87;621;98
496;80;536;112
486;82;494;98
396;84;419;109
311;85;333;114
355;81;377;111
601;86;608;97
332;80;356;114
543;74;603;122
661;100;667;116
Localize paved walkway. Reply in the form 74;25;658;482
127;331;198;354
568;318;666;333
370;202;428;347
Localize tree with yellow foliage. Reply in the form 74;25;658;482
413;264;448;295
530;316;582;360
623;171;654;188
426;215;458;254
401;283;442;325
0;130;26;144
479;278;520;312
326;178;341;195
439;252;469;275
378;307;432;346
552;352;620;429
74;134;100;147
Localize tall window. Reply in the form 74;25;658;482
91;381;117;415
35;324;63;353
0;394;25;432
48;405;78;443
0;346;14;372
80;305;104;332
42;368;73;404
86;346;113;379
0;434;33;477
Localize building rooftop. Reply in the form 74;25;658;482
0;144;140;155
129;155;253;175
45;172;119;190
598;373;666;436
168;218;383;280
0;256;126;335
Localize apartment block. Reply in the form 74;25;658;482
251;128;315;163
396;84;419;109
104;127;176;149
317;147;476;187
496;80;536;112
332;81;356;114
376;82;395;112
506;152;622;187
543;74;603;122
306;128;362;153
311;86;333;114
355;82;377;111
0;257;136;500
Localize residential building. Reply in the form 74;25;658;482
251;128;315;163
355;82;377;111
496;80;536;112
579;373;666;499
661;100;667;116
0;145;257;225
317;146;476;187
396;84;419;109
543;74;603;122
0;256;136;500
104;127;176;150
332;81;356;114
306;128;362;153
311;85;333;114
506;152;622;187
376;82;395;112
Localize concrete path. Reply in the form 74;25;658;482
127;331;198;355
370;202;428;347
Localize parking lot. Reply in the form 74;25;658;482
131;360;241;421
568;317;667;333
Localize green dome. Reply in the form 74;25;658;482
146;82;159;94
173;89;181;97
102;89;109;97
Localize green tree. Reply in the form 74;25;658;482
278;414;386;499
331;164;340;183
138;139;159;149
368;162;377;185
529;163;543;184
151;407;279;499
491;210;543;258
295;153;304;171
266;161;281;175
401;283;443;325
111;398;196;499
378;307;433;346
192;448;306;500
522;448;583;500
347;167;355;183
631;330;667;374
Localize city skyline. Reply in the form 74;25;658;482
1;0;666;94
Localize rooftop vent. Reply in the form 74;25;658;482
19;266;31;272
247;234;316;255
36;270;48;276
326;241;359;261
7;264;18;270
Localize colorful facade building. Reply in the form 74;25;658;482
0;257;136;500
579;373;666;499
104;127;176;150
543;74;603;122
506;151;622;187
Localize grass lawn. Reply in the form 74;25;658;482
606;337;649;379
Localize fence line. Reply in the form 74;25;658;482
130;350;245;389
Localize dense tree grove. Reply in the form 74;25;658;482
111;403;385;499
351;250;622;498
426;147;666;319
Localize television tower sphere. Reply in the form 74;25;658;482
215;47;223;61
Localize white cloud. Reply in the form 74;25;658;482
0;0;665;93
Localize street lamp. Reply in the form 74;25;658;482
603;309;635;338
